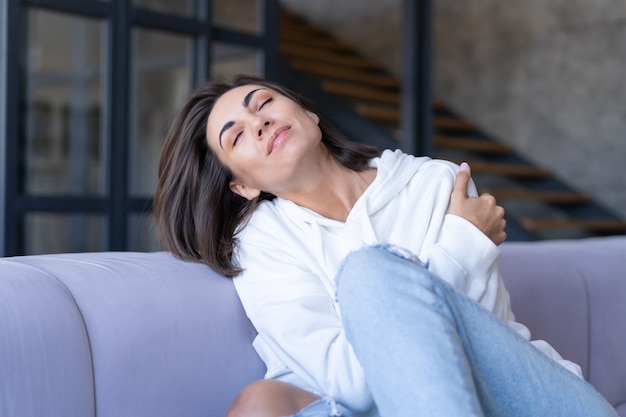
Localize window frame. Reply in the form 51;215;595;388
1;0;278;256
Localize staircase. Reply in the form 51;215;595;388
277;9;626;241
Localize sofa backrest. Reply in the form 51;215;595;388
500;237;626;416
2;237;625;416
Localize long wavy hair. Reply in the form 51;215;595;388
154;75;381;278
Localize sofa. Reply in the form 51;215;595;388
1;236;625;417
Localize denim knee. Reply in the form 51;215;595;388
335;244;434;309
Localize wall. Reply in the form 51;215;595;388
434;0;626;219
280;0;626;220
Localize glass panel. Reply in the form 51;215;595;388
129;28;192;196
132;0;193;17
211;42;263;81
128;212;161;252
23;9;105;196
24;213;105;255
213;0;260;34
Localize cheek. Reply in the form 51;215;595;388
226;149;262;183
309;123;323;143
297;114;322;141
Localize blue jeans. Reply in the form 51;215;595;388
286;245;617;417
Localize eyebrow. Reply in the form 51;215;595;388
218;87;264;149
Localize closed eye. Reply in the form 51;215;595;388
233;131;243;147
259;98;272;111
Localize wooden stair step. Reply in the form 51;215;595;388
434;100;447;111
434;135;512;153
320;85;482;113
482;189;592;204
356;104;479;131
434;117;478;131
321;81;400;104
460;161;551;178
279;11;328;33
280;19;326;35
280;8;304;20
280;43;381;69
355;103;399;122
289;60;401;88
521;218;626;231
280;11;358;52
279;31;355;52
280;11;328;33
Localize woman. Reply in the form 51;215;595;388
154;75;616;417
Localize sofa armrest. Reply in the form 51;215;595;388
0;251;265;417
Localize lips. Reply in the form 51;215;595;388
267;126;290;155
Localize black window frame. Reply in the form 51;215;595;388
0;0;278;256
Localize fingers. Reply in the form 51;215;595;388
452;162;471;200
484;198;507;245
448;163;508;245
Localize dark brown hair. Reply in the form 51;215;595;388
154;75;381;277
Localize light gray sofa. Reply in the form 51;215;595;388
1;236;625;417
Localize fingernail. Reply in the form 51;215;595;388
460;162;469;171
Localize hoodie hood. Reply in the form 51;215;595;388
265;150;431;279
273;149;429;228
363;149;430;216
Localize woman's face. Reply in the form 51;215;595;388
206;84;322;200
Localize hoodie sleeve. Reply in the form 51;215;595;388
233;213;375;412
425;213;512;319
418;162;583;378
412;161;510;317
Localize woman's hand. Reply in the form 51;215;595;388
449;163;507;246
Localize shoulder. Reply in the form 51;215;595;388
396;152;459;186
377;149;459;176
367;150;462;203
239;200;288;242
236;199;309;259
420;158;460;175
234;209;298;280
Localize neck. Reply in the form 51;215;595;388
281;156;376;222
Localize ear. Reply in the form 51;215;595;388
306;110;320;125
229;180;261;201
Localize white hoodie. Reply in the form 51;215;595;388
233;149;582;414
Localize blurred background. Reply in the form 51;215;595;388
1;0;624;257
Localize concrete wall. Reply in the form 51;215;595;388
435;0;626;219
280;0;626;220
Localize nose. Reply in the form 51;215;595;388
257;120;270;138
